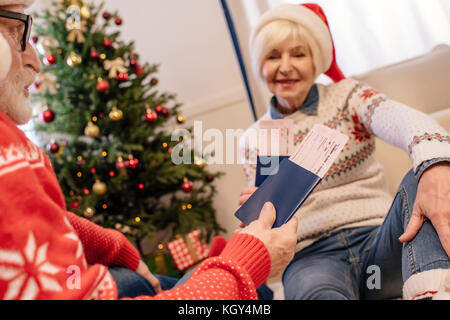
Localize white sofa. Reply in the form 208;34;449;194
354;44;450;194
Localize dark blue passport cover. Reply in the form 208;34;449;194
255;156;289;187
235;159;321;228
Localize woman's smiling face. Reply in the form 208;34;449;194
261;35;316;114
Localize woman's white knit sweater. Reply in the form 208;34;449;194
239;78;450;252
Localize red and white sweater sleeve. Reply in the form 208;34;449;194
129;233;271;300
350;79;450;170
66;212;140;271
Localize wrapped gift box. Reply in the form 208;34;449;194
167;229;210;271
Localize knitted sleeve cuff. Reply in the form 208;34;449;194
109;230;141;271
415;157;450;181
219;233;271;288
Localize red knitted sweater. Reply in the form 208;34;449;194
0;109;271;300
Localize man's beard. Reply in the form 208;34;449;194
0;67;37;125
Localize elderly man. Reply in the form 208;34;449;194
0;0;298;300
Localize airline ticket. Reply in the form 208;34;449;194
289;124;349;178
258;119;295;156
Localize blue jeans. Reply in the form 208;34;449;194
109;267;179;299
283;169;450;300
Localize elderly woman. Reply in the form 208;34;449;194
238;3;450;300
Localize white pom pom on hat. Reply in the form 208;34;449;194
251;3;345;82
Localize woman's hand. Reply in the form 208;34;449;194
237;187;258;228
238;186;258;207
399;163;450;257
135;260;162;293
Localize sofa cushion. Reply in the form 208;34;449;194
354;45;450;194
354;44;450;115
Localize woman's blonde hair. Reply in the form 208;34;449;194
250;20;322;81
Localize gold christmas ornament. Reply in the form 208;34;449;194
36;36;59;55
37;73;57;95
66;51;82;66
92;180;107;195
66;17;87;43
54;144;64;158
84;121;99;137
176;114;186;124
194;156;206;168
84;207;95;218
80;5;91;19
104;58;127;78
109;106;123;121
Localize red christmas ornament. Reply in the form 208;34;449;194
114;17;123;25
138;183;144;190
154;105;163;114
115;160;125;170
90;49;100;61
33;81;40;89
102;11;111;19
129;59;138;68
150;77;158;85
47;142;60;154
127;157;139;169
43;54;56;66
135;66;144;76
96;79;110;92
116;72;129;82
40;109;55;123
145;110;158;123
206;175;215;183
69;201;80;210
109;171;115;177
103;38;113;48
161;107;170;118
181;180;193;193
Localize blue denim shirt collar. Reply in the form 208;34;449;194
270;84;319;119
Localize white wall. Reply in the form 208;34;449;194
30;0;256;238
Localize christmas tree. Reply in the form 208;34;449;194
31;0;224;275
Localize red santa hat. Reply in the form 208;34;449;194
252;3;345;82
0;0;34;80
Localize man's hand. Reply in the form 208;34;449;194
135;260;162;293
240;202;298;278
399;163;450;257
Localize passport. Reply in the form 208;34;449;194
235;124;349;228
255;156;289;187
254;119;294;187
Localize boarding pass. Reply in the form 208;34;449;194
258;119;295;156
289;124;349;178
